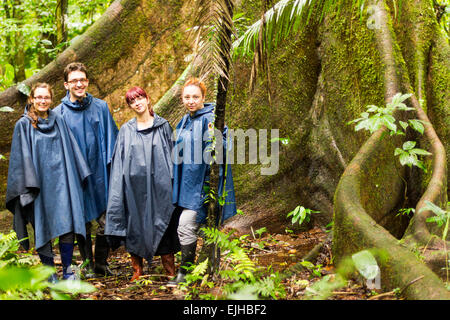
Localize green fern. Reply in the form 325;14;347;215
253;273;286;299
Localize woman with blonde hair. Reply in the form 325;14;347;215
6;83;91;282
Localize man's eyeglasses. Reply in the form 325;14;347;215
66;79;88;85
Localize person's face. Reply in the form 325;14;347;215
31;87;52;116
182;85;205;114
64;70;89;101
128;95;150;115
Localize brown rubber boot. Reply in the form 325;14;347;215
160;254;176;277
130;254;143;281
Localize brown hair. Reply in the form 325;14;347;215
27;83;53;128
182;77;207;98
63;62;89;82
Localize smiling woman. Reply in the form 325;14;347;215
27;83;53;127
6;82;91;282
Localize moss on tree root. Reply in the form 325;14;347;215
333;0;449;299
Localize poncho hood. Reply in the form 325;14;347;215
60;91;93;111
23;105;56;133
189;103;215;119
129;113;168;130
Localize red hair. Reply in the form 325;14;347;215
183;77;207;98
125;86;154;116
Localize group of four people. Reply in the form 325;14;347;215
5;62;236;286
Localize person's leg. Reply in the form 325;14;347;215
160;253;176;277
94;213;113;276
157;207;181;277
37;242;58;283
130;253;143;281
77;222;95;277
167;209;199;286
59;232;76;280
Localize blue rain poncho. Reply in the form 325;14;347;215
6;108;91;250
53;92;118;222
105;115;180;261
172;103;237;224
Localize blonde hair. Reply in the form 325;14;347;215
27;83;53;128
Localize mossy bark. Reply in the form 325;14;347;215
332;0;449;298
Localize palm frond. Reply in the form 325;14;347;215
189;0;236;81
232;0;315;59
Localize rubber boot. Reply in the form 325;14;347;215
39;253;58;284
160;253;176;277
167;241;197;287
76;233;95;278
130;254;144;281
94;234;113;276
59;243;76;280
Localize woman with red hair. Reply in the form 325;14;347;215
105;86;180;281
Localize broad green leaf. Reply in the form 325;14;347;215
394;148;406;156
41;39;53;46
0;106;14;112
420;200;447;217
402;141;416;151
408;119;425;134
366;106;378;113
382;115;397;132
352;250;379;280
399;121;408;131
410;148;432;156
17;83;31;96
50;279;96;294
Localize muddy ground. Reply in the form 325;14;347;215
0;210;397;300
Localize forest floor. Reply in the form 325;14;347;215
0;210;398;300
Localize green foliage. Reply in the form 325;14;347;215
254;227;267;238
394;141;432;171
287;205;319;226
347;93;414;134
351;249;380;280
348;92;432;171
300;260;323;277
421;201;450;239
180;227;286;300
0;231;36;269
304;249;384;300
0;231;96;300
420;201;450;284
303;274;347;300
0;0;112;90
396;207;415;217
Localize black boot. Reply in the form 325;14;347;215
39;253;58;284
94;234;113;276
167;241;197;287
76;234;95;278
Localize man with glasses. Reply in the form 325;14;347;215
54;62;118;278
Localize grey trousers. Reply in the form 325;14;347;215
177;209;199;246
